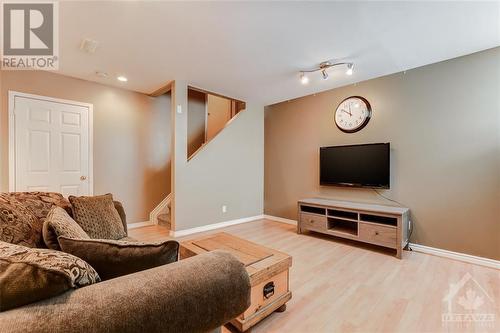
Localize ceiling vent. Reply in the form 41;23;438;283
80;38;99;54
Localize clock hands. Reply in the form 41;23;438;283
341;109;352;117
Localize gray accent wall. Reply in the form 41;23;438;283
265;47;500;260
172;81;264;231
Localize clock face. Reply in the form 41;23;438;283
334;96;372;133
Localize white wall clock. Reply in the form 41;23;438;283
334;96;372;133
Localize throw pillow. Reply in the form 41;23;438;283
0;241;100;311
0;192;74;248
42;206;90;250
0;195;41;248
58;237;179;280
68;194;126;240
7;192;73;223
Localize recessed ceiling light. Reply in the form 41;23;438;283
117;76;128;82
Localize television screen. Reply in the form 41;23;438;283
320;143;390;188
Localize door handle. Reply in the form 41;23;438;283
80;176;87;181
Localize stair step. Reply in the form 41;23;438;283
157;213;171;229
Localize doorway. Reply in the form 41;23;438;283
8;91;93;197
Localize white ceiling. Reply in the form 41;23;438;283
59;1;500;105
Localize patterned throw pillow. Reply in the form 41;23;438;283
58;237;179;280
0;241;100;311
0;192;73;248
0;196;41;248
68;194;127;240
43;207;90;250
8;192;73;223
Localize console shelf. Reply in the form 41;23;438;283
327;217;358;236
298;198;410;258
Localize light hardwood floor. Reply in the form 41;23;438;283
129;219;500;333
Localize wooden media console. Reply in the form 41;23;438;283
298;198;410;258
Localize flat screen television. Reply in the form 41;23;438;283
320;143;390;188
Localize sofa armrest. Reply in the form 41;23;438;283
113;200;127;233
0;250;251;333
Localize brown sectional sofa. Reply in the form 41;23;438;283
0;192;251;333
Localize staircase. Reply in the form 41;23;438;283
157;204;171;229
146;83;245;233
150;193;172;230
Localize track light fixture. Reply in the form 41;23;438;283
299;61;354;83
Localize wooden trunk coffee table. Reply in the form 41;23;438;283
180;232;292;332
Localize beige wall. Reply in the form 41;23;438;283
265;47;500;260
0;71;171;224
172;81;264;231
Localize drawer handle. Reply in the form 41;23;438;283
375;231;379;235
263;281;275;299
309;219;314;223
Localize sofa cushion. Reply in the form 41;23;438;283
42;207;90;250
0;196;41;248
69;194;126;240
58;237;179;280
0;241;100;311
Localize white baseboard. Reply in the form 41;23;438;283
263;214;297;225
168;214;498;269
172;215;265;237
127;221;154;230
172;214;299;237
259;216;498;269
409;243;500;270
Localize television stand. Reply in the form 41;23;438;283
297;198;410;258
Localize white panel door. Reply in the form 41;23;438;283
12;93;92;197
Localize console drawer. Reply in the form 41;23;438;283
359;222;397;248
300;213;327;232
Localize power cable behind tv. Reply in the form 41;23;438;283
373;189;414;248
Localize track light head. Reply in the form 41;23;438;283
300;72;309;85
346;63;354;76
322;69;329;80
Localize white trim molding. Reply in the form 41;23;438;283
409;243;500;270
161;214;500;270
172;214;298;238
127;221;154;230
263;215;297;225
263;215;499;269
150;193;172;225
172;215;265;238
